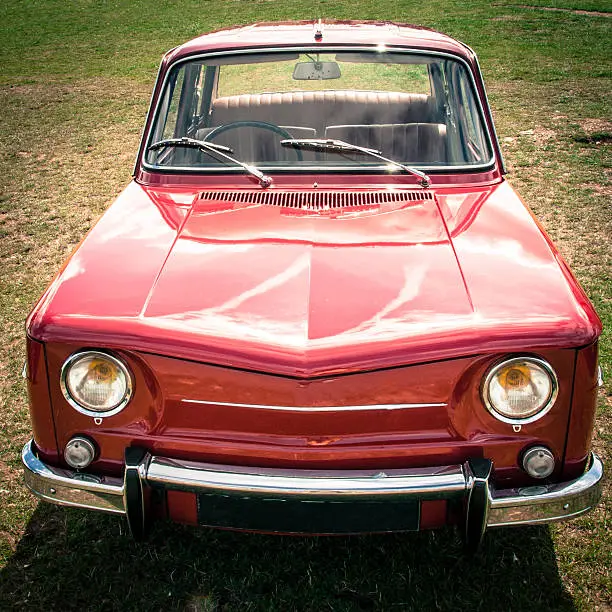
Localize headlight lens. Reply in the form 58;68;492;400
482;357;557;423
61;351;132;416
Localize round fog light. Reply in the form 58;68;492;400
522;446;555;479
64;437;96;469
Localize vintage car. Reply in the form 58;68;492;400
21;20;603;550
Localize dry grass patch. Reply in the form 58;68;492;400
553;399;612;610
512;5;612;18
0;78;148;274
0;77;150;561
491;80;611;607
579;118;612;135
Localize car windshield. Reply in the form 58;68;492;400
145;50;493;172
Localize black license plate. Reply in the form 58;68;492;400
197;494;420;534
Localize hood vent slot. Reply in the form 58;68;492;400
199;190;433;211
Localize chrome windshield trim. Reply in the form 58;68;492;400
181;399;447;411
140;45;497;175
141;161;496;175
471;50;507;175
133;58;165;177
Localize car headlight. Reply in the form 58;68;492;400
482;356;557;424
61;351;133;417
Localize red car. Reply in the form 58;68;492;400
22;20;603;550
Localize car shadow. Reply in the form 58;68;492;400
0;504;576;611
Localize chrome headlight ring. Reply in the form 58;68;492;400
482;356;558;425
60;350;133;418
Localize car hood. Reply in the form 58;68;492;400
28;181;601;376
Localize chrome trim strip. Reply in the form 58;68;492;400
145;162;495;175
145;457;468;500
133;57;165;177
181;399;447;411
471;51;507;175
21;440;125;514
487;453;604;527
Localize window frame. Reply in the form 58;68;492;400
142;46;498;176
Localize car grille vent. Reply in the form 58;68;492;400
199;190;433;211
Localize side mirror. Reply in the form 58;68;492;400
293;61;341;80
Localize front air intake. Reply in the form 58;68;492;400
199;190;433;211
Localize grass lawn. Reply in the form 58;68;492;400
0;1;610;610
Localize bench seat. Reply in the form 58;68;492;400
210;90;437;135
193;90;446;163
324;123;447;163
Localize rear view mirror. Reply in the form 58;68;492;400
293;61;341;80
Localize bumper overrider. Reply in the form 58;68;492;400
22;440;603;549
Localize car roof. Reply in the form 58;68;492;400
165;20;475;64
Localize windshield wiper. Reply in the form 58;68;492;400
281;138;430;188
148;137;272;188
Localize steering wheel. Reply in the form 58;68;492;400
203;121;303;161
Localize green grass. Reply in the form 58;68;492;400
0;1;610;610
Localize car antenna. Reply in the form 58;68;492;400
313;18;323;41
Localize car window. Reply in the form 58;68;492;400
145;51;493;171
160;68;187;140
217;55;431;96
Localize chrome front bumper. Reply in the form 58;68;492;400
22;441;603;545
